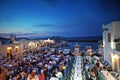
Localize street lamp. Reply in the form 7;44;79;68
7;47;12;52
7;47;12;58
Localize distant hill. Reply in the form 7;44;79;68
31;36;102;42
65;36;102;42
33;36;102;42
15;37;30;41
0;36;102;42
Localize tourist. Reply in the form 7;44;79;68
61;64;66;77
28;64;33;74
7;73;14;80
27;70;39;80
39;71;45;80
96;60;100;69
56;68;63;80
91;69;96;80
43;67;49;80
21;70;28;80
14;74;22;80
0;43;72;80
118;75;120;80
15;67;21;75
51;69;56;77
0;69;6;80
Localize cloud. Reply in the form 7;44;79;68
32;24;55;28
41;0;59;6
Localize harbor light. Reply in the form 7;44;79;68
7;47;12;53
7;47;12;50
7;47;12;51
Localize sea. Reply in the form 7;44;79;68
67;42;99;50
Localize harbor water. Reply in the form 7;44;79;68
67;42;98;50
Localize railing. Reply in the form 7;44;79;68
98;71;107;80
116;43;120;51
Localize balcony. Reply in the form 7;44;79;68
114;38;120;42
116;43;120;51
114;38;120;51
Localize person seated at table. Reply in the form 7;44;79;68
7;68;14;76
61;65;66;77
27;70;39;80
90;69;97;80
96;61;100;68
106;65;112;71
87;69;91;80
51;69;56;77
89;67;92;72
44;67;49;80
28;64;34;74
0;69;6;80
15;67;21;75
39;71;45;80
117;75;120;80
14;73;22;80
56;68;63;80
21;69;28;80
6;73;14;80
33;65;39;74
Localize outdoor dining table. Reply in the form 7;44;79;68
50;77;59;80
73;56;82;80
74;72;82;80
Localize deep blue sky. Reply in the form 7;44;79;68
0;0;120;38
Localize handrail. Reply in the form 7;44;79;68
98;71;107;80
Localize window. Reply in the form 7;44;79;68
103;28;108;32
108;33;111;42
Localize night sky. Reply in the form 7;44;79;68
0;0;120;38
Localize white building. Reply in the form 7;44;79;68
43;38;55;45
103;21;120;72
0;36;55;58
20;39;42;52
0;41;22;58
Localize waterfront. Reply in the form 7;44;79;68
0;38;120;80
68;42;98;50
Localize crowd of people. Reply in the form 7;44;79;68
84;55;120;80
84;57;99;80
0;46;72;80
1;43;120;80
